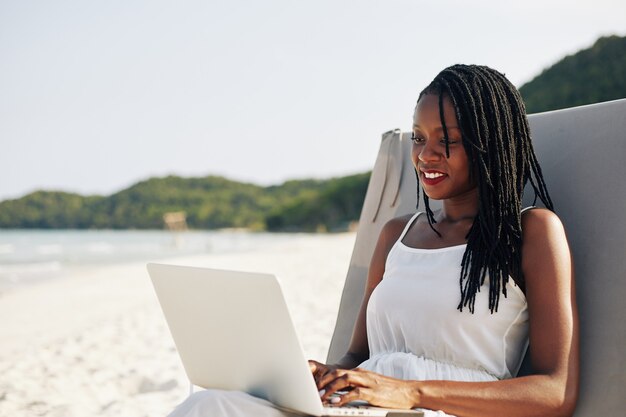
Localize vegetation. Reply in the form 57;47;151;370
0;173;370;232
519;35;626;113
265;172;370;232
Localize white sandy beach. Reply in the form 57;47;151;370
0;232;356;417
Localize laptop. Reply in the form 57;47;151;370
147;263;423;417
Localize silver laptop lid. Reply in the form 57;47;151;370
147;263;325;416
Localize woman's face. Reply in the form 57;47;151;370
411;93;477;201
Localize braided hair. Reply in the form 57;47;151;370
415;64;553;313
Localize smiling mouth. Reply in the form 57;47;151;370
423;172;444;179
420;169;447;185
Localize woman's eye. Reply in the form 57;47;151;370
440;138;459;145
411;134;424;144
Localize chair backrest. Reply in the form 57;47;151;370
326;99;626;417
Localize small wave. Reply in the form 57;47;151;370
0;261;63;275
86;242;115;253
0;244;14;254
0;261;63;284
36;244;63;255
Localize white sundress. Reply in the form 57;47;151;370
359;211;529;384
168;212;529;417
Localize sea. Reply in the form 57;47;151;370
0;229;297;290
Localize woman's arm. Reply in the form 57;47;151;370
319;209;580;417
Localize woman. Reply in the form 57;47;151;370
170;65;579;417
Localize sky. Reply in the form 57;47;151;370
1;0;625;201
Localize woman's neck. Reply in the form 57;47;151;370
438;192;479;223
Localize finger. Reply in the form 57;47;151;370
320;373;360;402
318;368;370;394
310;363;332;387
317;368;349;390
329;387;370;407
308;360;320;373
320;377;349;402
320;369;381;403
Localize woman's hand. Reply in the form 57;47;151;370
308;360;340;385
315;367;418;410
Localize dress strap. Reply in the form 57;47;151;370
521;206;536;214
397;212;423;241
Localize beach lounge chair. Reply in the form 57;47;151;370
326;98;626;416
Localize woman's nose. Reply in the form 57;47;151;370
418;141;441;163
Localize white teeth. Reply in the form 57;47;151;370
424;172;444;179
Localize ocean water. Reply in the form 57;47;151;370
0;229;296;290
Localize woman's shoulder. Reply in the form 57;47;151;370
521;207;566;241
376;213;419;248
383;213;418;235
520;207;571;277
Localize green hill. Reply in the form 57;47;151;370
520;35;626;113
0;173;369;232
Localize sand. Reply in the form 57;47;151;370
0;232;357;417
